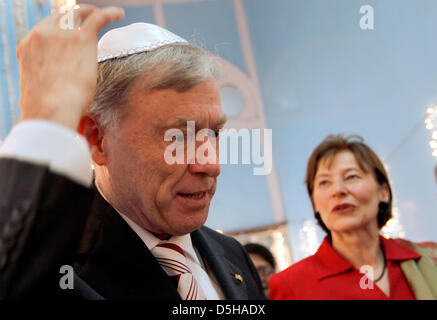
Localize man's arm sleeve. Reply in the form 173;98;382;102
0;120;92;187
0;120;94;298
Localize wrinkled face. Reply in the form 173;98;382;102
100;76;225;237
312;151;389;235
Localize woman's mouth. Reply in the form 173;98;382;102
332;203;356;213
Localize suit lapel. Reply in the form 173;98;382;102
191;228;248;299
76;191;181;300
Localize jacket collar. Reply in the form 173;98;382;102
118;211;203;266
314;237;353;280
380;236;421;261
314;235;421;280
191;228;248;299
77;189;181;300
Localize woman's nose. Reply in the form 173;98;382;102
332;179;347;197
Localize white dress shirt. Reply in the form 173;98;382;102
0;119;224;300
118;212;224;299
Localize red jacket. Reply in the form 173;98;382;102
269;236;420;300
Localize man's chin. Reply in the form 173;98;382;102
169;213;209;235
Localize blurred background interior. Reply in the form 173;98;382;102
1;0;436;271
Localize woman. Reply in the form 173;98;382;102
269;134;437;300
244;243;276;298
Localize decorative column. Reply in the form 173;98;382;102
0;0;51;140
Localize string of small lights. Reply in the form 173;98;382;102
425;106;437;158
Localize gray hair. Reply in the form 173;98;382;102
89;43;217;130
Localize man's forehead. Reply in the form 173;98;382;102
130;79;224;124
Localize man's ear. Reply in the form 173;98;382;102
78;113;107;166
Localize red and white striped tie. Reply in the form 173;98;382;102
152;242;206;300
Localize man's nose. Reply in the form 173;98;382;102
188;139;221;177
188;161;221;177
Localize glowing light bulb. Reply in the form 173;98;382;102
430;140;437;149
427;107;434;114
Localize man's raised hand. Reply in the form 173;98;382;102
17;5;124;130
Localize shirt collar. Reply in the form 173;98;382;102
314;237;353;280
96;184;204;266
314;235;421;280
380;236;421;261
118;212;202;265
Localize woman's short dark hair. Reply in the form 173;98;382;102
305;134;393;236
244;243;276;270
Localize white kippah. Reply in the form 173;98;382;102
97;22;188;63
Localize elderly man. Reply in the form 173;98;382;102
0;5;264;300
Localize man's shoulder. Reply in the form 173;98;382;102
193;226;249;262
197;226;243;248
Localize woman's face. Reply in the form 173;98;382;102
249;253;275;298
312;150;389;234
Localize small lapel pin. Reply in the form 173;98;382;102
234;274;243;282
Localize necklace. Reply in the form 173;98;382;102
374;251;387;282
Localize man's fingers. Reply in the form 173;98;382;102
30;4;95;33
81;6;125;35
73;4;100;23
35;5;124;35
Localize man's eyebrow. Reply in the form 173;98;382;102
164;117;190;129
163;114;227;129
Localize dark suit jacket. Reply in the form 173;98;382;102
0;158;265;300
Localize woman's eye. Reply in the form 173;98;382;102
347;174;359;180
318;180;328;186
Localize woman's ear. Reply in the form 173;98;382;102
78;113;107;166
379;183;390;203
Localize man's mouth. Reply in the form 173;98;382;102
177;191;206;199
176;191;209;210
